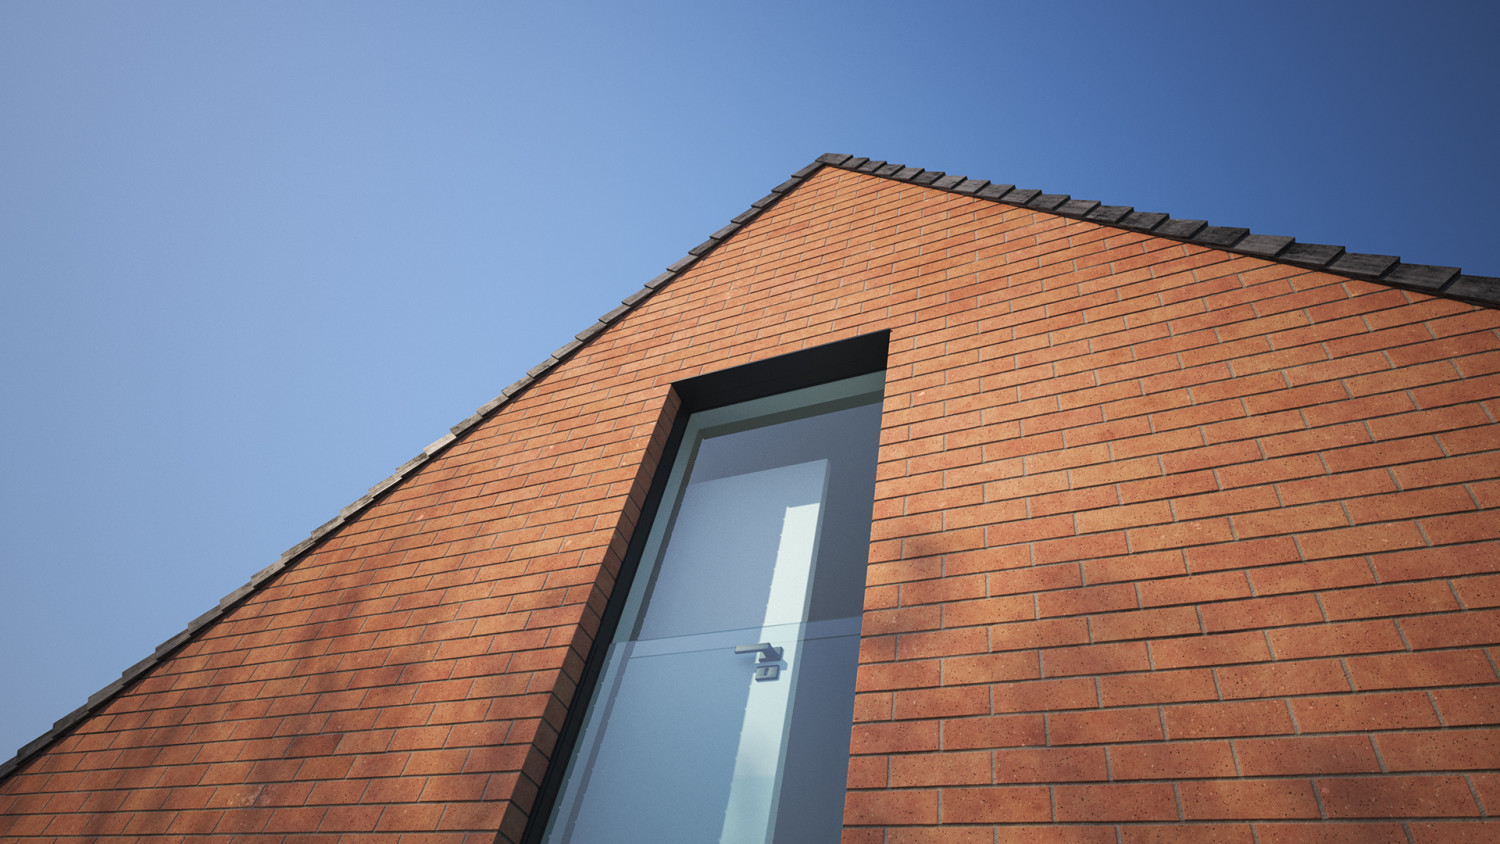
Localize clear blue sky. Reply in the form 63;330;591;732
1;1;1496;761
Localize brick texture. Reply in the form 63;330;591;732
2;165;1498;840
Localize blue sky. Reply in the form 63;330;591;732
1;1;1496;761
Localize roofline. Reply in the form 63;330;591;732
4;153;1494;781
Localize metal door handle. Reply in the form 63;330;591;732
734;642;783;661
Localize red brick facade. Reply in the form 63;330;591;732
2;163;1498;841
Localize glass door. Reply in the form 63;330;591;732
541;373;884;844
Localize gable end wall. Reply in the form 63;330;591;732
2;167;1497;841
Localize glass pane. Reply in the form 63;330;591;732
542;373;883;844
636;460;828;641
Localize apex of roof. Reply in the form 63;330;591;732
4;153;1494;782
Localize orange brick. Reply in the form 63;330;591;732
890;750;992;786
1165;700;1294;739
1431;686;1500;726
1110;740;1236;780
1318;775;1479;818
938;786;1051;824
1150;631;1270;669
844;789;939;826
942;651;1041;685
1201;595;1323;632
1178;778;1320;820
1376;728;1500;771
992;746;1106;783
1297;522;1426;560
1234;735;1380;775
1090;606;1201;642
1054;782;1177;822
1291;691;1440;732
1100;668;1218;707
1139;570;1251;608
1043;641;1150;677
942;714;1046;749
1345;650;1497;690
991;677;1098;713
1320;580;1460;620
1037;583;1137;618
1266;620;1403;659
1049;707;1163;745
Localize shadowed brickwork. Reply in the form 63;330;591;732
2;163;1497;841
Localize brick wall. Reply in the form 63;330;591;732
1;165;1497;841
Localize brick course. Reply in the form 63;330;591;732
2;162;1498;840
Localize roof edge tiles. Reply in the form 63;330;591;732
3;152;1495;782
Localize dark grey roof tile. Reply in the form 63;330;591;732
666;255;697;273
932;174;966;190
1329;252;1400;278
1192;226;1250;248
620;287;653;307
1446;275;1500;303
574;321;607;343
1028;194;1069;211
953;178;989;195
551;337;585;359
1155;219;1207;239
857;159;884;173
1235;234;1294;259
772;178;801;193
1384;263;1461;291
1279;242;1344;268
1120;211;1169;231
1085;205;1134;224
892;167;924;181
731;206;764;224
912;171;944;186
817;153;852;165
645;271;676;289
976;184;1015;201
875;163;904;177
791;162;822;178
711;223;740;240
1003;188;1041;205
1056;199;1101;217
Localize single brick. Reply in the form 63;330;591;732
1375;728;1500;771
938;786;1052;824
1292;691;1441;732
1345;650;1497;691
1054;782;1178;822
1266;620;1404;660
1178;778;1321;820
1165;700;1295;739
1234;735;1381;775
1100;668;1219;707
1110;740;1237;780
1430;686;1500;726
1318;775;1480;818
992;746;1107;783
1217;659;1351;699
1050;707;1163;745
942;713;1047;749
1150;631;1270;669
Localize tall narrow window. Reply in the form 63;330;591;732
539;371;885;843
